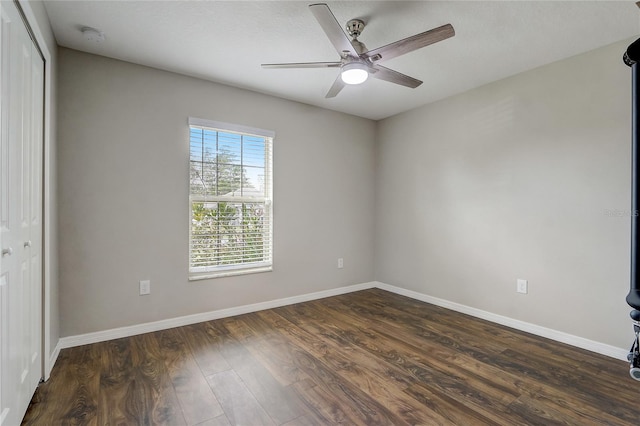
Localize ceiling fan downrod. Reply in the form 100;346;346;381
345;19;367;55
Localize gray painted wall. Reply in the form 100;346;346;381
375;38;634;349
57;48;376;336
58;36;636;352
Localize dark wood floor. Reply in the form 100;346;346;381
22;289;640;425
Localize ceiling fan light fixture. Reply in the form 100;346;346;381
341;62;368;85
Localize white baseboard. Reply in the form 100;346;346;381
55;280;628;364
45;340;62;380
58;281;376;350
374;281;629;361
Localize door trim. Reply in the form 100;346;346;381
15;0;55;380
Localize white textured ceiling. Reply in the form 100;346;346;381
44;1;639;120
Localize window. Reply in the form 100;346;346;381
188;118;273;279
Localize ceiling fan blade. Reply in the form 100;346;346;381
262;61;341;69
364;24;454;63
325;73;345;98
309;3;358;57
370;65;422;88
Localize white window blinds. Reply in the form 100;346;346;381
188;118;273;279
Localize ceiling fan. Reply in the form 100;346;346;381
261;3;455;98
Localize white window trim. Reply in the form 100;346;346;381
188;117;274;281
189;117;275;139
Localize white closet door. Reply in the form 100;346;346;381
0;1;44;425
26;24;44;399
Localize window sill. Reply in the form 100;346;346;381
189;266;272;281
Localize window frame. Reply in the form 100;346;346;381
188;117;274;280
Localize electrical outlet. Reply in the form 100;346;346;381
338;258;344;269
517;279;528;294
139;280;151;295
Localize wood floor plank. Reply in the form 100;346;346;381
242;312;410;425
291;379;370;425
194;414;232;426
225;350;306;424
22;343;102;425
333;294;634;425
96;337;138;424
510;392;633;426
195;314;307;424
304;297;523;398
157;328;224;425
260;307;459;425
223;312;309;386
251;310;422;426
243;311;428;424
181;322;232;377
363;289;625;377
22;289;640;425
486;347;640;424
325;291;638;424
275;303;416;389
324;291;509;359
113;333;186;425
403;381;505;425
280;414;322;426
503;344;637;409
506;394;600;426
206;369;275;426
292;297;587;425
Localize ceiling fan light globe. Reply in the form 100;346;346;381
341;63;368;85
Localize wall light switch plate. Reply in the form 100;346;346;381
139;280;151;295
338;258;344;269
517;279;528;294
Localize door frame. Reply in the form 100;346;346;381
14;0;54;380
